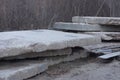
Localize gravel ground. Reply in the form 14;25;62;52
28;57;120;80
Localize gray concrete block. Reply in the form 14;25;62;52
0;29;101;58
0;48;85;80
53;22;120;32
85;32;120;41
3;48;72;60
72;16;120;25
53;22;101;32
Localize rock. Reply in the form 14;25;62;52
3;48;72;60
0;48;85;80
72;16;120;25
0;29;101;58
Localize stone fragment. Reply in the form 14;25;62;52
0;61;48;80
3;48;72;60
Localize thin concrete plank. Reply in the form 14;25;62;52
3;48;72;60
53;22;101;32
0;29;101;58
0;61;48;80
72;16;120;25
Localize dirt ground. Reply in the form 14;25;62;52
28;57;120;80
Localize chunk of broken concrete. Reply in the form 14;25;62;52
0;29;101;58
53;22;101;32
0;61;48;80
53;22;120;32
72;16;120;25
0;48;85;80
3;48;72;60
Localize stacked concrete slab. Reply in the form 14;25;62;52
72;16;120;25
53;16;120;41
53;22;120;32
0;29;101;80
52;16;120;61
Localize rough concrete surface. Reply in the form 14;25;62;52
0;61;48;80
72;16;120;25
53;22;120;32
3;48;72;60
0;29;101;58
53;22;101;32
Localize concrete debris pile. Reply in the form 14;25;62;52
0;29;101;80
53;16;120;61
1;16;120;80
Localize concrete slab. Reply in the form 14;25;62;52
53;22;101;32
85;32;120;41
53;22;120;32
0;29;101;58
72;16;120;25
0;48;85;80
0;61;48;80
3;48;72;60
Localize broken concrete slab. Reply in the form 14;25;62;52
72;16;120;25
0;29;101;58
0;48;85;80
53;22;120;32
53;22;101;32
85;32;120;41
0;61;48;80
3;48;72;60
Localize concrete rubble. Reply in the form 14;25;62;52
1;16;120;80
0;29;101;80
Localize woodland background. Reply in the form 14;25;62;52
0;0;119;31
